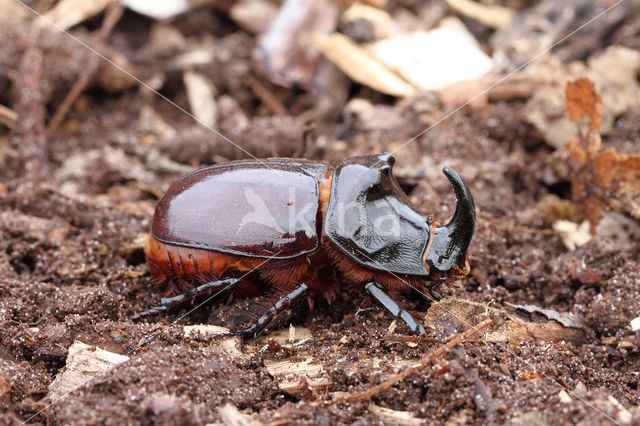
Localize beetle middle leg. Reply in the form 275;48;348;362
132;277;240;320
365;282;426;335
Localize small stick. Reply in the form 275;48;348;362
0;104;17;128
320;318;492;406
12;46;47;182
246;75;288;116
45;1;124;136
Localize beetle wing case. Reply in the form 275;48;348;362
324;154;431;276
151;159;331;259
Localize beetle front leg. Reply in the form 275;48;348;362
428;274;459;301
365;282;426;335
132;277;240;320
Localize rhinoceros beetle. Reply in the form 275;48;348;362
139;153;475;336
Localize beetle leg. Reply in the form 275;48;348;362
428;275;449;301
132;277;239;320
230;283;309;338
365;282;426;335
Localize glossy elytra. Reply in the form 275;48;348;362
138;153;476;336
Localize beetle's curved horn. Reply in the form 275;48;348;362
426;166;476;273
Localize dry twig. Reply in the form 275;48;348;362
319;318;492;406
0;104;17;128
246;76;288;116
45;1;124;136
11;46;47;182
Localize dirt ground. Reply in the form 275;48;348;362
0;0;639;425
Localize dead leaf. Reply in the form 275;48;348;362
505;303;587;329
536;194;579;222
254;0;338;88
369;27;493;91
567;137;640;229
565;77;602;134
524;48;639;149
564;78;640;232
595;212;640;250
425;297;587;346
591;148;640;218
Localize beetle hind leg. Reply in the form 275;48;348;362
365;282;426;335
229;283;310;338
132;277;240;320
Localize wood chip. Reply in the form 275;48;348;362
229;0;277;35
264;356;331;397
183;71;217;128
557;390;572;403
218;403;263;426
122;0;216;20
48;341;129;401
149;22;188;49
445;0;515;29
602;395;633;424
0;0;31;21
184;325;247;360
631;317;640;332
264;356;323;377
368;404;422;425
617;341;634;350
164;46;216;71
40;0;111;30
314;33;415;97
256;326;313;346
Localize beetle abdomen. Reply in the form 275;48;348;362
145;235;266;293
146;234;338;298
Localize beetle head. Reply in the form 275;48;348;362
425;166;476;277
